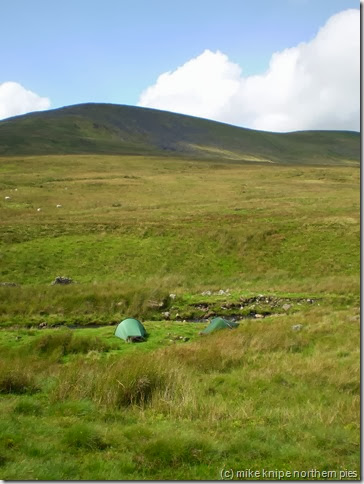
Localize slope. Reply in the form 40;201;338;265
0;103;359;165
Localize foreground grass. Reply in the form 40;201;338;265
0;307;360;479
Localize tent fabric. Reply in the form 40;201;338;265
201;317;239;335
115;318;147;342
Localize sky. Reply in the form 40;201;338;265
0;0;360;132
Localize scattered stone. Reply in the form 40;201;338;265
201;290;212;296
204;311;215;319
39;322;47;329
147;299;164;308
51;276;73;285
282;304;292;311
4;196;10;200
163;311;170;319
292;324;303;331
169;293;176;299
0;282;18;287
349;315;360;322
255;314;264;319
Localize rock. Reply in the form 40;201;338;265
282;304;291;311
37;208;41;212
349;315;360;322
169;293;176;299
0;282;18;287
292;324;303;331
51;276;73;285
201;290;212;296
218;289;225;295
56;204;62;208
5;196;10;200
163;311;170;319
183;337;190;342
255;314;264;319
147;299;163;308
39;322;47;328
204;311;215;319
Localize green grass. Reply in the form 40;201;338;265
0;152;360;479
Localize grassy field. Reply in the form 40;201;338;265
0;154;360;480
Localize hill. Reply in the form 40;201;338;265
0;103;359;164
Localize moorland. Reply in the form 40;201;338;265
0;104;360;480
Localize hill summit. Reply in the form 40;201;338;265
0;103;359;164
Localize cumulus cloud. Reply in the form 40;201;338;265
138;9;359;132
0;82;50;120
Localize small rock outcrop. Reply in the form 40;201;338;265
51;276;73;285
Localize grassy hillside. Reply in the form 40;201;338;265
0;103;360;165
0;153;360;479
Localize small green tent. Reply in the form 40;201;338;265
201;317;239;335
115;318;147;342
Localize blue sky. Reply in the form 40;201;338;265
0;0;360;131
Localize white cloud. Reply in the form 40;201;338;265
138;9;359;132
0;82;50;120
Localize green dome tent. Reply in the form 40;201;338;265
115;318;147;342
201;317;239;335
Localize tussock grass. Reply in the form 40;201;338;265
51;352;195;411
13;398;43;416
34;330;114;356
0;360;40;395
63;423;109;451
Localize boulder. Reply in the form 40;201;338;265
51;276;73;285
